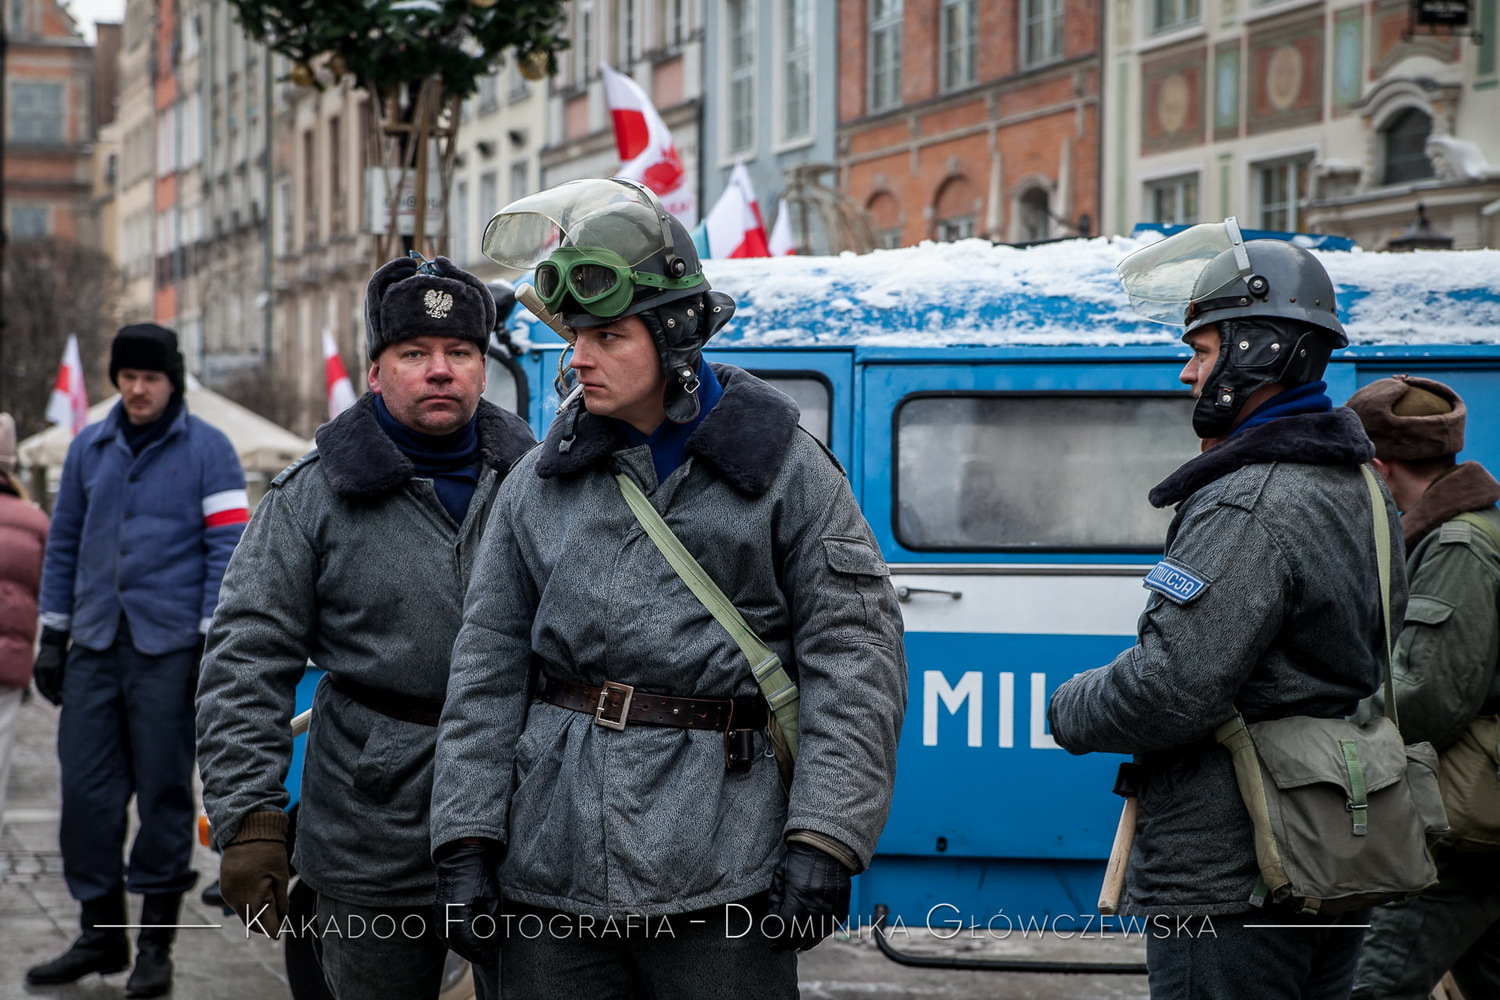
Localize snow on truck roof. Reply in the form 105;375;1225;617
675;235;1500;350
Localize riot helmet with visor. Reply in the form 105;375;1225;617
1118;218;1349;438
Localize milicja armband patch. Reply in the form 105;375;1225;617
1143;559;1211;604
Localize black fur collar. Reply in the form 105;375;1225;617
314;392;535;499
535;364;800;496
1149;407;1374;508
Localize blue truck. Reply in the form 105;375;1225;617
277;230;1499;990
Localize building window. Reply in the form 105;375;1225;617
9;83;64;143
1381;108;1435;185
1152;0;1200;33
780;0;812;141
869;0;903;114
1020;0;1063;70
940;0;977;93
1255;157;1310;231
329;116;345;235
302;130;317;246
452;180;469;264
478;71;500;113
1018;187;1051;241
936;216;976;241
1146;174;1198;225
479;171;499;236
727;0;755;154
619;0;637;65
10;206;48;239
658;0;686;48
576;1;597;85
509;160;530;202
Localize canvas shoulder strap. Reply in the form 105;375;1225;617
1455;510;1500;552
1361;464;1399;729
613;472;800;759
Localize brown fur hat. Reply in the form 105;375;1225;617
1346;374;1465;461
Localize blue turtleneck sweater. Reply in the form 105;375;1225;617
620;357;724;486
373;395;482;524
1231;380;1333;437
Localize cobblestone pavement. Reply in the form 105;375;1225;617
0;694;1149;1000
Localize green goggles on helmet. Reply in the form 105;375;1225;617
533;246;705;321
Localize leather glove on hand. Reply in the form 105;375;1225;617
32;628;69;707
435;839;503;967
766;841;853;952
219;810;290;937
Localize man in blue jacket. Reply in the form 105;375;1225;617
27;324;248;998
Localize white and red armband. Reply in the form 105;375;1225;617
202;489;250;529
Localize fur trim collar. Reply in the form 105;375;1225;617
1400;461;1500;550
535;364;800;496
1150;408;1375;508
314;393;535;499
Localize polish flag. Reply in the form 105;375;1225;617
702;163;771;259
44;334;90;435
767;197;797;256
601;63;697;227
324;329;358;419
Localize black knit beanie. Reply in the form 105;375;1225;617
110;323;185;395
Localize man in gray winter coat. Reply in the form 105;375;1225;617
1049;222;1406;1000
429;178;908;1000
196;255;535;1000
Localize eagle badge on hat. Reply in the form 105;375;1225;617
424;289;454;319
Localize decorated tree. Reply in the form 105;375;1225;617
226;0;568;258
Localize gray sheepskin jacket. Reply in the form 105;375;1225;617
430;364;908;917
1048;408;1407;916
197;394;536;907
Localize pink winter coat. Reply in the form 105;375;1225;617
0;490;49;689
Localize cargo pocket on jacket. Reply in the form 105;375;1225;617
1399;595;1455;686
822;536;895;629
351;720;426;805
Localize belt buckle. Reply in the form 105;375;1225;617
594;681;634;730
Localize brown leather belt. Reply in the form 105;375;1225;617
330;674;443;727
538;676;766;733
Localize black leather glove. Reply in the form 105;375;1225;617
32;627;69;707
434;839;502;967
766;842;852;952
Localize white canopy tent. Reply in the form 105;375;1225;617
18;377;312;506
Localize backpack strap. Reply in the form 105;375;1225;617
1455;510;1500;551
1361;465;1399;730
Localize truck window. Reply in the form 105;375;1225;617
752;374;831;445
484;355;522;414
895;393;1198;550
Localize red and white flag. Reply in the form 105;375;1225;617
44;334;90;435
767;197;797;256
601;63;697;226
703;163;771;259
324;329;358;419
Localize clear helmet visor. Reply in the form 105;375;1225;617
1116;219;1250;326
481;177;672;271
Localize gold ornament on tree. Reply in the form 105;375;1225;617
518;49;549;81
290;62;315;87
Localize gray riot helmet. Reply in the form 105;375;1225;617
1118;218;1348;438
482;177;735;423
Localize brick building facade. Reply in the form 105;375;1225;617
837;0;1102;247
3;0;97;244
